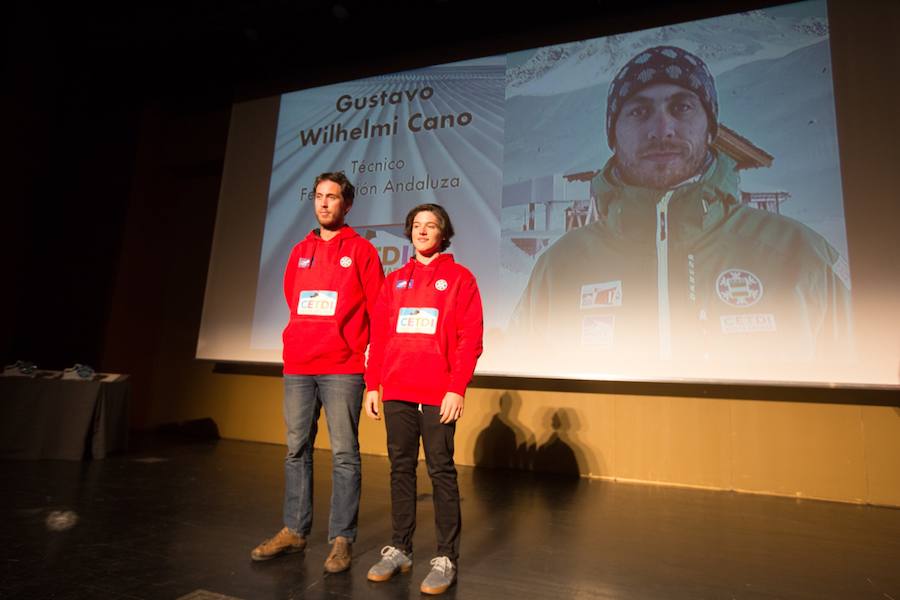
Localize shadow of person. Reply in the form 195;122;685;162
473;392;533;472
532;410;581;479
531;409;590;508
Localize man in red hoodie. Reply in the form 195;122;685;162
251;172;384;573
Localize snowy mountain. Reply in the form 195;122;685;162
506;3;829;97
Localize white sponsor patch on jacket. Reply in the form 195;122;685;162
715;269;763;307
580;281;622;309
298;257;312;268
581;315;615;347
340;256;352;268
720;313;776;334
298;290;337;316
397;307;439;334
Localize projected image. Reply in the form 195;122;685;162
495;0;853;382
245;0;855;384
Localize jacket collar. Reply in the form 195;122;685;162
399;253;455;275
304;224;358;243
396;253;455;290
589;151;741;244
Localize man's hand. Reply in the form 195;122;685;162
364;389;381;420
439;392;465;424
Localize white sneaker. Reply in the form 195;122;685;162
420;556;456;595
367;545;412;582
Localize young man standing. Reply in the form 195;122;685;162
364;204;484;595
251;172;384;573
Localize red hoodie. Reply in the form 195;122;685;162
365;254;484;406
282;226;384;375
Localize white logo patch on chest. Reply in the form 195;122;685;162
298;291;338;316
715;269;763;308
396;307;439;334
581;315;615;347
720;313;777;334
580;280;622;309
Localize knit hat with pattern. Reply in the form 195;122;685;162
606;45;718;149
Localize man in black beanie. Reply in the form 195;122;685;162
509;46;852;374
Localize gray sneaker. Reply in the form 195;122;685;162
367;546;413;582
420;556;456;595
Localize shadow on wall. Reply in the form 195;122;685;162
472;392;590;481
532;407;583;478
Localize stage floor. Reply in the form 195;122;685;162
3;434;900;599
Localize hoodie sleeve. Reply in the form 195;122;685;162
283;244;301;309
447;271;484;396
360;242;385;329
364;278;391;391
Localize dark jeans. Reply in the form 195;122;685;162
383;400;460;562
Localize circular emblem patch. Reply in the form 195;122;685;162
715;269;763;307
435;279;448;291
340;256;352;268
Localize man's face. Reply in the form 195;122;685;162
314;180;349;230
613;83;711;190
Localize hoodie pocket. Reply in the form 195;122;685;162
283;318;351;365
382;336;449;389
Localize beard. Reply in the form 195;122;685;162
616;139;709;190
316;212;345;230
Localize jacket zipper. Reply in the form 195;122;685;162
657;190;674;360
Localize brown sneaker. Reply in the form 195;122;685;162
250;527;306;561
323;536;352;573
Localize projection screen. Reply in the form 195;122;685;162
197;0;900;389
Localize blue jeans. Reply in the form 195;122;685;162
282;373;364;542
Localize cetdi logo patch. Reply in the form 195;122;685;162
720;313;777;334
580;281;622;309
298;257;312;268
396;307;439;334
581;315;615;348
297;290;338;316
715;269;763;307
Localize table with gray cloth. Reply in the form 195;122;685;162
0;375;130;460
